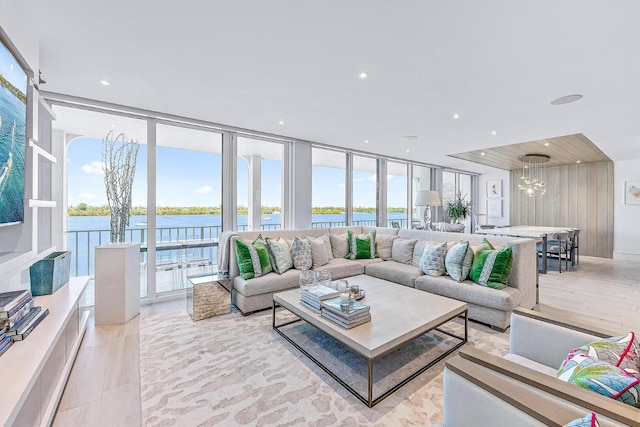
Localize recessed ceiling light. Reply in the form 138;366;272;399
550;94;583;105
453;114;460;119
359;72;368;79
405;149;410;153
364;140;369;144
576;160;581;164
491;131;497;135
480;152;485;156
544;142;550;146
99;79;111;86
278;120;284;125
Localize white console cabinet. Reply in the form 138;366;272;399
0;276;90;426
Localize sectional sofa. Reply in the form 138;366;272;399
226;226;538;330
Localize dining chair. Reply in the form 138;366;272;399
391;221;401;229
572;229;581;264
537;231;570;273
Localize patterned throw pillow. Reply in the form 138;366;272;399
291;236;312;270
445;240;474;282
265;237;293;275
564;413;600;427
235;236;272;280
419;241;448;277
469;238;513;289
347;230;376;260
558;353;640;407
572;333;640;377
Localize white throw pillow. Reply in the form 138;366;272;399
375;234;396;261
310;234;333;260
391;238;417;264
265;237;293;275
329;233;349;258
306;236;329;268
412;240;428;267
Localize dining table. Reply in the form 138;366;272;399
475;226;577;274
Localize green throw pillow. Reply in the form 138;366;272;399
469;238;513;289
347;230;376;260
234;235;273;280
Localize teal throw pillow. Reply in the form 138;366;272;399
469;238;513;289
419;241;447;277
444;240;473;282
347;230;376;260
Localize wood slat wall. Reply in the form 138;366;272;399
510;161;614;258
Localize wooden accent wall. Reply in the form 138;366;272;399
510;161;614;258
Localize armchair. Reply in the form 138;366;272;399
443;308;640;426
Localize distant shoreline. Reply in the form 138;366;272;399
67;205;408;216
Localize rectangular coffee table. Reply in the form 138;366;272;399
272;275;467;407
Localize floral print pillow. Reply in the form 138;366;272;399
564;412;599;427
573;332;639;376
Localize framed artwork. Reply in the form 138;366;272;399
486;180;502;198
487;199;503;218
626;181;640;205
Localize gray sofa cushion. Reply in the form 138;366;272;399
415;275;521;311
412;240;428;267
234;268;300;297
312;258;364;279
329;233;349;258
375;234;396;261
351;258;384;268
365;261;421;287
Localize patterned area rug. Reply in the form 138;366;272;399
139;307;509;426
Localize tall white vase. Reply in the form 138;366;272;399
95;243;140;324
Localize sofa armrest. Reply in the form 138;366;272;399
456;346;640;426
510;308;621;367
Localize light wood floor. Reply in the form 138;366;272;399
51;255;640;427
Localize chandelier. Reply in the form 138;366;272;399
517;154;550;197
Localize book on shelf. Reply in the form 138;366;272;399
0;336;13;357
301;285;340;301
321;297;370;319
6;306;42;337
0;299;35;330
12;308;49;341
321;310;371;329
0;290;32;319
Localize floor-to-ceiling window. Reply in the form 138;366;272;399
387;161;408;228
155;123;222;294
412;165;433;228
352;155;377;226
237;136;284;231
442;170;474;231
61;106;147;301
312;147;346;227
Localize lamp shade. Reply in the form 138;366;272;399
414;190;441;206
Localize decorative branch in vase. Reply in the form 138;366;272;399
444;192;472;224
102;131;140;243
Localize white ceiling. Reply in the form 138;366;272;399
32;1;640;174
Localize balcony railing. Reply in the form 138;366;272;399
67;218;410;278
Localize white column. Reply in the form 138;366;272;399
377;159;387;227
221;132;237;231
247;155;261;231
291;141;312;229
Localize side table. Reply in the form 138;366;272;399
186;273;232;321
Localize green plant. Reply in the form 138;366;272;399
444;192;472;223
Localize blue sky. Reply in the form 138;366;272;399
68;138;408;207
0;42;28;93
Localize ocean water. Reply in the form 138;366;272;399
0;85;26;225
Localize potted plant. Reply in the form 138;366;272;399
444;192;472;223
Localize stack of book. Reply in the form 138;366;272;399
321;297;371;329
300;285;340;313
0;290;49;350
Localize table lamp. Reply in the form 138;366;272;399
414;190;441;230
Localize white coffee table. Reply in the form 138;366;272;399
272;275;467;407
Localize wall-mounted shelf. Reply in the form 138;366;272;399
28;199;57;208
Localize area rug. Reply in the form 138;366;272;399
139;308;509;426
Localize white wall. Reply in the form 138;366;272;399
613;158;640;261
477;171;510;226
